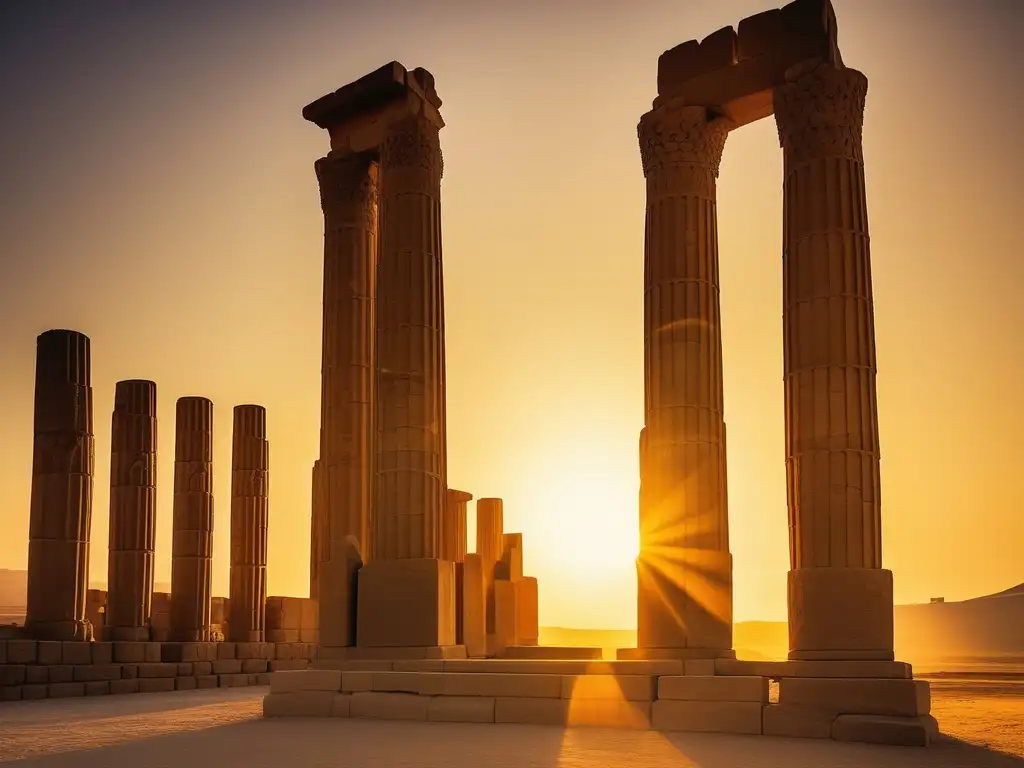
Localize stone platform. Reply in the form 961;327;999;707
263;658;939;747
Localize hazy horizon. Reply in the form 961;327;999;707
1;0;1022;630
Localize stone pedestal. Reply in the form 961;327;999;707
355;558;455;647
106;379;157;642
372;110;448;562
442;489;472;563
774;62;893;661
25;329;95;641
169;396;214;642
228;404;269;642
635;102;734;654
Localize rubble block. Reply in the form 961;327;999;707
659;675;769;702
778;677;930;717
270;669;342;693
714;658;912;679
349;691;429;721
428;695;496;723
461;554;486;658
652;700;763;735
562;674;657;701
356;559;455;647
139;677;175;693
762;704;834;738
263;690;337;717
832;714;937;747
516;577;539;645
500;646;601;661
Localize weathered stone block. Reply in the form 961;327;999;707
495;546;522;582
653;700;763;734
112;641;146;663
438;672;562;698
144;643;162;662
217;642;237;660
91;642;113;664
60;641;91;665
268;659;307;672
372;671;437;695
161;642;216;663
23;684;48;699
500;645;602;661
568;699;652;729
0;685;21;701
7;640;37;664
48;665;73;683
762;703;833;738
271;669;342;693
193;661;212;675
262;690;335;717
25;665;48;684
242;659;268;673
562;675;656;701
37;640;62;665
495;696;566;725
516;577;539;645
356;559;455;647
175;677;197;690
392;660;445;672
138;662;177;678
684;659;717;676
493;579;517;653
832;713;935;746
341;671;375;692
219;673;250;687
349;691;428;721
0;664;26;686
85;681;110;696
659;675;768;702
49;682;86;698
778;677;930;717
73;664;122;682
138;677;175;693
110;678;139;695
658;26;738;99
428;695;496;723
714;658;912;679
0;641;6;664
177;662;193;676
212;659;243;674
256;672;271;685
196;675;218;689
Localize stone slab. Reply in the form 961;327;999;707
494;696;566;726
319;645;466;660
37;641;61;664
832;714;937;747
762;704;834;739
138;677;175;693
176;677;197;690
138;662;178;678
84;681;110;696
618;647;736;661
436;672;562;698
48;682;85;698
110;679;139;695
270;669;342;693
658;675;768;702
427;695;496;723
263;690;336;717
567;699;652;729
7;640;36;664
714;658;912;679
779;677;930;717
196;675;218;689
356;559;456;648
500;645;602;660
440;659;684;676
652;700;763;735
372;671;435;695
349;691;429;721
562;674;656;701
341;671;375;692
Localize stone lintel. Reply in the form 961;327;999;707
302;61;444;156
654;0;841;128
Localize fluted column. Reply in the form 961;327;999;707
106;379;157;641
229;404;269;642
775;62;893;660
372;113;447;561
25;329;94;641
476;498;503;634
442;489;472;563
170;396;214;641
316;152;377;566
635;103;733;654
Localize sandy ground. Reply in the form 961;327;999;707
0;681;1020;767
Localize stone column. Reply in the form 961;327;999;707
634;102;734;656
314;151;378;645
169;396;214;642
475;498;504;635
774;62;893;661
106;379;157;641
309;459;323;600
442;489;472;563
228;404;269;642
25;329;94;641
372;112;447;562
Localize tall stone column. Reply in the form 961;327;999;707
634;103;734;656
775;62;893;661
442;489;472;563
309;459;323;600
25;329;94;641
314;151;378;646
106;379;157;641
372;111;447;562
228;404;269;642
169;396;214;642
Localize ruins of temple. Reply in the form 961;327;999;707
1;0;938;749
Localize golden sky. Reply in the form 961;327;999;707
0;0;1021;628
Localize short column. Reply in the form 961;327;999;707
106;379;157;641
25;329;94;641
774;62;893;661
169;396;214;642
635;103;734;655
442;489;472;563
228;404;269;642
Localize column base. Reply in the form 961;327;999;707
636;550;733;651
788;568;894;661
106;626;150;642
356;558;455;648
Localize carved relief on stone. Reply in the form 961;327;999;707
380;116;443;184
638;102;733;181
774;63;868;165
314;152;379;229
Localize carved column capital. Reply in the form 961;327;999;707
314;152;379;228
638;103;733;180
774;63;869;165
380;116;443;186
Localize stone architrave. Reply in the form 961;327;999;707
475;497;504;634
169;396;215;642
774;61;894;661
25;329;95;641
106;379;157;641
442;489;472;562
635;100;734;655
228;404;269;643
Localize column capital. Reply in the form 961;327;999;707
774;63;869;165
638;103;733;180
314;152;379;227
380;115;444;183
